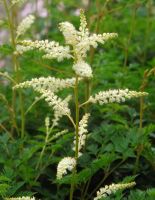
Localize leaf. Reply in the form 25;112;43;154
127;190;147;200
147;188;155;198
7;181;25;197
0;183;10;196
0;176;10;183
87;144;99;155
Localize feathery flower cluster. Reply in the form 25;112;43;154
89;89;148;105
58;22;77;45
5;197;35;200
73;61;92;78
59;10;117;60
94;182;136;200
41;91;71;126
16;15;35;38
15;40;71;62
15;9;117;78
73;113;90;156
57;157;76;179
59;9;117;77
50;129;68;141
14;77;74;126
13;77;77;93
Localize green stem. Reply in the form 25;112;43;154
79;100;90;108
84;79;90;113
36;144;47;170
24;97;42;115
142;0;151;64
123;1;137;67
139;96;144;129
133;73;146;174
0;123;14;140
75;76;79;160
3;0;25;137
70;75;79;200
36;124;53;170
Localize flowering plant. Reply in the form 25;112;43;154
13;8;147;200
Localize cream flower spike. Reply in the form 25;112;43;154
16;15;35;38
59;22;78;45
94;182;136;200
40;91;72;126
14;77;73;126
79;9;87;34
13;77;77;93
72;113;90;157
50;129;68;141
59;9;117;61
15;40;71;62
89;89;148;105
57;157;76;179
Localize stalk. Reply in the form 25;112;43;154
36;124;55;170
82;2;107;197
123;1;137;67
3;0;25;137
84;79;90;113
70;75;79;200
36;131;50;170
133;69;148;174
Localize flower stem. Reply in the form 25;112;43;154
84;79;90;113
134;70;148;174
79;100;90;108
70;75;79;200
3;0;25;137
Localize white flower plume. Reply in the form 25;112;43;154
73;113;90;157
59;22;78;45
16;15;35;38
94;182;136;200
50;129;68;141
15;40;71;62
40;91;72;127
14;78;73;126
13;76;77;93
89;89;148;105
59;9;118;61
57;157;76;179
